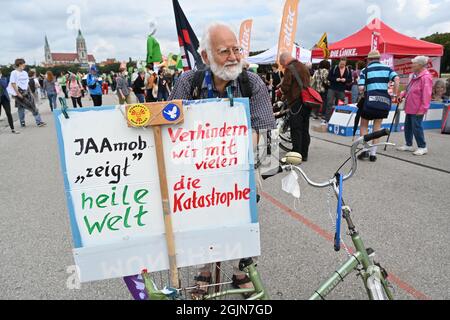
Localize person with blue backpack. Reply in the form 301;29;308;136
87;65;103;106
357;50;400;162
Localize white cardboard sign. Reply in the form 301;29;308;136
54;99;260;282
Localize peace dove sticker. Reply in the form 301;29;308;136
162;103;181;122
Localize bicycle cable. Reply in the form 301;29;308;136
325;149;367;258
326;185;351;257
334;147;364;174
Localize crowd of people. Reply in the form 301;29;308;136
0;27;448;163
0;20;448;302
254;53;449;160
0;61;187;133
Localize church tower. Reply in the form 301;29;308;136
44;35;52;64
76;29;88;64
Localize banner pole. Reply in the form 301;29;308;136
385;104;400;151
153;125;180;288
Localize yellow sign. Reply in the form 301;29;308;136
125;100;184;127
127;104;151;127
317;32;330;59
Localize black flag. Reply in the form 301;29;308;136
172;0;205;71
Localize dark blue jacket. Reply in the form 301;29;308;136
0;77;10;101
328;66;352;92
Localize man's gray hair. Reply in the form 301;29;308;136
279;52;294;66
199;22;237;54
411;56;429;67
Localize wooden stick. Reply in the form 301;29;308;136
153;125;179;288
215;262;221;293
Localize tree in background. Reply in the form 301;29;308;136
422;32;450;74
1;62;129;78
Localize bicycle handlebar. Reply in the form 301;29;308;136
363;128;390;143
263;129;391;189
261;166;283;180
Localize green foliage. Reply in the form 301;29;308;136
1;62;134;78
98;63;122;74
421;32;450;73
249;50;266;57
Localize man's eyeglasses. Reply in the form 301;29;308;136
216;47;243;57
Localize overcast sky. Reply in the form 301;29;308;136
1;0;449;65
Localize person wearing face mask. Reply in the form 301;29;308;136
169;22;275;299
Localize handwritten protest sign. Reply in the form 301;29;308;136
54;99;260;282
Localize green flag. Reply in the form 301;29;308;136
176;55;183;70
147;35;163;64
167;53;183;70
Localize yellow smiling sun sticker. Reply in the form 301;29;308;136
128;104;151;127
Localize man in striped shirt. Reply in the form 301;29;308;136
358;50;400;162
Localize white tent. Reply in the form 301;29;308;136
247;44;312;65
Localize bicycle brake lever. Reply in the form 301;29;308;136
371;142;396;148
364;142;396;149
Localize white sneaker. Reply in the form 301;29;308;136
397;145;415;152
413;148;428;156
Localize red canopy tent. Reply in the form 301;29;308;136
312;19;443;59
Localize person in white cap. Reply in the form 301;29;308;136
397;56;433;156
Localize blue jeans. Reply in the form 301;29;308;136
157;91;168;102
351;85;359;104
47;93;57;111
17;106;42;125
15;96;42;126
404;114;426;148
135;93;145;103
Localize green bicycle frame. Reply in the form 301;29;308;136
142;261;269;300
309;208;394;300
204;262;269;300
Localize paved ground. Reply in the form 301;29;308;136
1;94;449;300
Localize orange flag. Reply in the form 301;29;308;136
239;19;253;59
276;0;300;64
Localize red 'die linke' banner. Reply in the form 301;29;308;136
276;0;300;64
371;31;380;51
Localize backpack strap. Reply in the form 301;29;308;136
237;71;252;99
191;70;253;100
287;64;305;105
190;70;206;100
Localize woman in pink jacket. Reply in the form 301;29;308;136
397;56;433;156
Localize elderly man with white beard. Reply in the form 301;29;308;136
169;23;275;299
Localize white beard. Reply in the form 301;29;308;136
209;56;244;81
